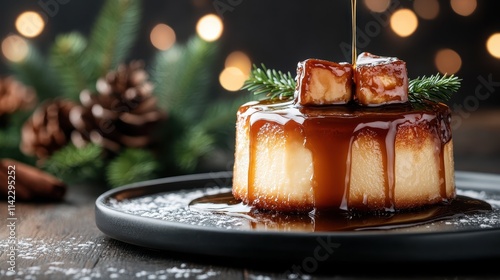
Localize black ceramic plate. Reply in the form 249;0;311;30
95;171;500;263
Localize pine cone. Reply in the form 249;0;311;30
20;99;76;160
70;60;166;152
0;76;37;126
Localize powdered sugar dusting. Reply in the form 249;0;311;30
104;186;500;232
107;187;253;230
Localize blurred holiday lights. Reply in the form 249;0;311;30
150;23;176;51
196;14;223;42
1;2;498;95
487;33;500;59
15;11;45;38
1;35;29;62
451;0;477;16
435;48;462;74
413;0;439;20
390;8;419;37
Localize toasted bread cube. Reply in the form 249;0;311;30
295;59;353;106
354;52;408;106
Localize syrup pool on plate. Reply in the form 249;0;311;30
188;191;492;231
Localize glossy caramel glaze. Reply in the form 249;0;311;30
233;100;454;212
354;52;409;106
296;59;353;106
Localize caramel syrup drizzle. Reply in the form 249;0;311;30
351;0;357;66
243;103;451;212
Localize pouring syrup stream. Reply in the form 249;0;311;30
351;0;357;66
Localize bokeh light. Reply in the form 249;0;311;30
219;67;247;92
150;23;176;50
15;11;45;38
1;35;30;62
435;48;462;74
451;0;477;16
225;51;252;75
390;9;419;37
413;0;440;20
363;0;391;13
196;14;223;42
486;33;500;59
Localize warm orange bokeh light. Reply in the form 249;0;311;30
451;0;477;16
150;23;176;51
15;11;45;38
219;67;247;92
196;14;223;42
390;9;419;37
363;0;391;13
435;49;462;74
487;33;500;59
1;35;29;62
413;0;440;20
225;51;252;75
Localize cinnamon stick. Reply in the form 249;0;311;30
0;158;66;201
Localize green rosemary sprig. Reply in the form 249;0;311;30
243;64;462;104
408;73;462;104
241;64;296;101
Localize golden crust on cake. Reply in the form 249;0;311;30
232;101;455;212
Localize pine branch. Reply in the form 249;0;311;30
49;32;89;101
8;43;61;101
84;0;141;83
408;73;462;104
106;148;159;188
42;144;105;184
243;64;461;104
151;35;219;122
173;127;215;173
242;63;296;101
196;93;254;134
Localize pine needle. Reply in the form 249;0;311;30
8;43;62;101
243;64;461;104
173;128;215;173
151;35;218;122
408;73;462;104
84;0;142;82
43;144;105;184
49;32;89;101
242;64;296;101
106;148;159;188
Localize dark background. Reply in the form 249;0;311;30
1;0;499;108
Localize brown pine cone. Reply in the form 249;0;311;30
20;99;76;160
0;76;37;126
69;60;166;152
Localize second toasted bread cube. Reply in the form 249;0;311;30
354;52;408;106
295;59;353;106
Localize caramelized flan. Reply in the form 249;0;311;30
233;53;456;212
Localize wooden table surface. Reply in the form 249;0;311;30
1;109;500;280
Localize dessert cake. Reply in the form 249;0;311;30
233;52;455;212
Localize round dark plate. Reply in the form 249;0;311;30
95;171;500;263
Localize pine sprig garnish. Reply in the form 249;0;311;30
243;64;461;104
242;64;296;101
408;73;462;103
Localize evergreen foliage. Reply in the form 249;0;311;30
2;0;249;188
49;32;89;101
84;0;142;85
42;144;105;184
106;148;159;188
8;44;61;101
